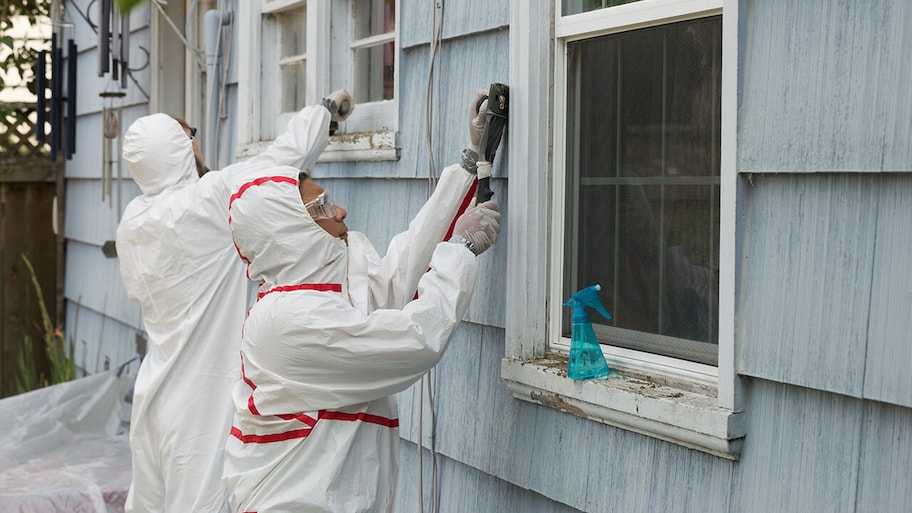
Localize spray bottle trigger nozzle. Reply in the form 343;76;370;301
564;284;612;322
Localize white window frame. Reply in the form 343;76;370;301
236;0;398;163
502;0;744;459
343;0;398;134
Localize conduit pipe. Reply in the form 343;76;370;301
204;8;231;168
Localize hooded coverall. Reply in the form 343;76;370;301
222;114;480;512
115;106;331;513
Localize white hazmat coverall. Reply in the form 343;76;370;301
222;123;479;512
115;105;331;513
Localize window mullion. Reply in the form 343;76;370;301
657;29;669;336
350;32;395;50
306;0;329;106
613;39;622;330
567;46;581;311
278;53;307;66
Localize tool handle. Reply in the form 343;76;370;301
476;177;494;203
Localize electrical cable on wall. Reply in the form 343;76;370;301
419;3;446;513
424;0;445;194
150;0;206;71
184;0;205;55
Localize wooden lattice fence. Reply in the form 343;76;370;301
0;101;63;397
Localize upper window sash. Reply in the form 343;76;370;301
342;0;398;133
263;1;329;136
557;0;722;39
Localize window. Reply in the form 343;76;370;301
562;17;721;366
277;6;308;114
351;0;395;103
237;0;398;162
502;0;743;459
341;0;398;136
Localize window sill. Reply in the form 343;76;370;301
236;130;399;164
501;354;744;460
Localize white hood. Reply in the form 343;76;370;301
228;169;348;291
122;113;198;196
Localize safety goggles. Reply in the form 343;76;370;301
303;190;336;220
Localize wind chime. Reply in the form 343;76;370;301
100;89;124;208
97;0;129;210
35;34;77;161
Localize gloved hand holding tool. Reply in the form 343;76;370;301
322;89;355;134
450;85;508;256
473;83;509;203
450;200;502;256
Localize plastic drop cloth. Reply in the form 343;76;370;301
0;370;135;513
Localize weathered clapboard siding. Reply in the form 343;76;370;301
64;240;139;326
395;32;510;181
864;176;912;407
733;378;864;513
399;0;509;48
740;0;912;172
67;110;142;179
65;300;141;377
739;174;876;397
63;177;140;245
64;241;142;376
739;174;912;409
856;400;912;513
400;323;737;512
397;444;585;513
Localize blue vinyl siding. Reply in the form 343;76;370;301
59;0;912;511
739;0;912;172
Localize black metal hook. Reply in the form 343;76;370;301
126;45;151;72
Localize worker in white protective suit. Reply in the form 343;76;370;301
115;89;354;513
222;91;502;513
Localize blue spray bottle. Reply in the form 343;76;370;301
564;284;612;380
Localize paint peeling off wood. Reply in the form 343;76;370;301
530;391;588;418
236;131;399;164
502;357;744;459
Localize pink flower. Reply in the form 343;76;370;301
54;328;62;338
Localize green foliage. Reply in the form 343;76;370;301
16;254;76;394
0;0;51;95
115;0;146;14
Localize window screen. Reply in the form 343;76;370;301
563;16;722;365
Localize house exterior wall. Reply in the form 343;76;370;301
59;0;910;512
392;0;912;511
63;2;152;375
62;0;239;375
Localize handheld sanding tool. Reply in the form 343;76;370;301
475;83;509;203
